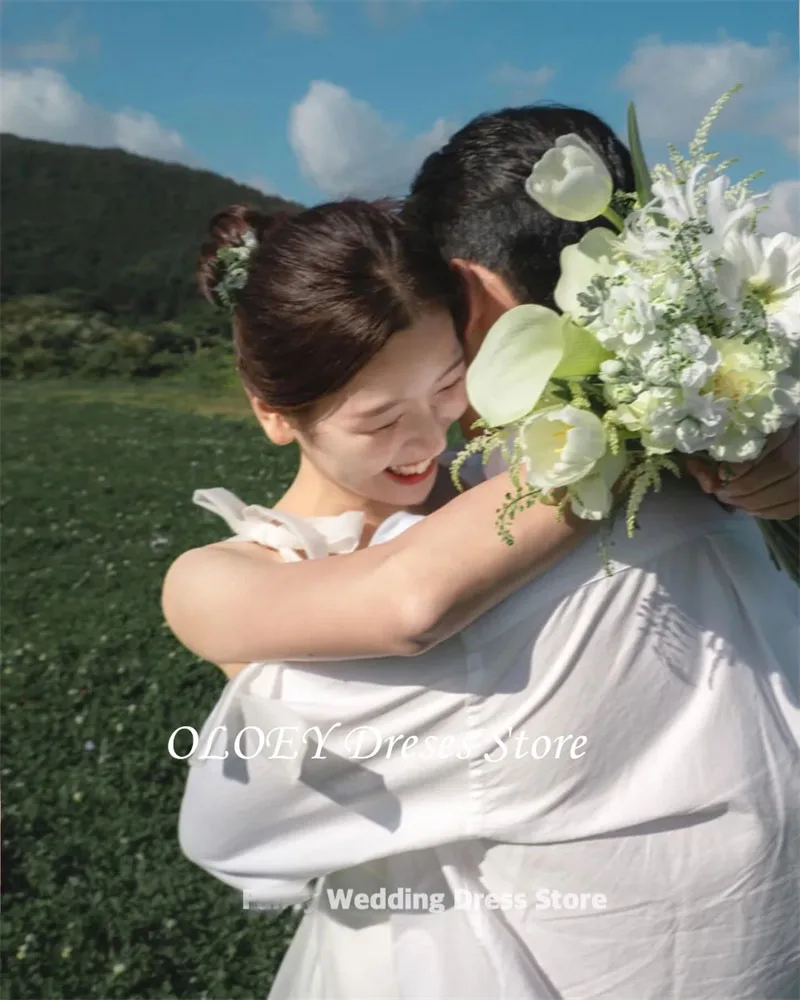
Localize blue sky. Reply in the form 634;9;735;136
2;1;797;226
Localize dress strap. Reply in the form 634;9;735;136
192;487;364;562
186;487;364;780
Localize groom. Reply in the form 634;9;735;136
404;104;800;517
180;105;799;999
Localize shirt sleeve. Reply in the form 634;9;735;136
177;638;478;906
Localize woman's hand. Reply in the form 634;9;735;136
685;423;799;521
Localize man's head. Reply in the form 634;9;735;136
404;105;634;367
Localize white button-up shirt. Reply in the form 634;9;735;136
179;477;799;999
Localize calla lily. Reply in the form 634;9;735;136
466;305;567;426
552;316;614;376
555;228;619;320
525;134;614;222
467;306;612;427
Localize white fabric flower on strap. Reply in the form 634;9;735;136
192;487;364;561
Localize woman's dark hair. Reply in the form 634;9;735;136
197;199;464;414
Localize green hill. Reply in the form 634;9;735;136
1;134;302;319
0;135;303;379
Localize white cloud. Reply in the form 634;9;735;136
617;35;798;154
0;67;192;164
757;99;800;157
489;63;555;101
269;0;326;36
758;180;800;237
289;80;454;197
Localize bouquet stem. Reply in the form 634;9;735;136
758;517;800;585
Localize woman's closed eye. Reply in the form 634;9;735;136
372;416;402;433
374;386;460;429
438;374;465;394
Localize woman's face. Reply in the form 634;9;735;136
295;310;467;508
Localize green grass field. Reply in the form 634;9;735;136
1;381;306;999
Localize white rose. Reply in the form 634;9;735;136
525;134;613;223
708;336;783;428
615;387;685;434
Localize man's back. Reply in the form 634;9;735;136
447;479;798;997
180;480;799;998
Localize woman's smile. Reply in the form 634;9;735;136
384;457;438;485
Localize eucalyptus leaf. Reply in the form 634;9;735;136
627;102;652;208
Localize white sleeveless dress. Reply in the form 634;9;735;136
184;472;564;1000
187;488;418;999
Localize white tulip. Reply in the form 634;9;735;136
569;450;628;521
525;134;614;222
521;405;608;490
555;228;619;320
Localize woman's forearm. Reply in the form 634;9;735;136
163;470;592;664
383;470;593;652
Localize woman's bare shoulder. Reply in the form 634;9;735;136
204;538;283;562
162;539;281;624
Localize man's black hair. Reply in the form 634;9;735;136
405;105;635;309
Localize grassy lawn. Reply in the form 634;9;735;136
1;376;256;420
1;380;305;998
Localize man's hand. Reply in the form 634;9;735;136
685;423;799;520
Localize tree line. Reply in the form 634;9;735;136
0;134;302;380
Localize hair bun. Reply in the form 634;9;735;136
197;204;287;307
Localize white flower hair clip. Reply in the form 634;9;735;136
214;228;258;313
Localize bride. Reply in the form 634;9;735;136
166;199;799;999
163;199;595;672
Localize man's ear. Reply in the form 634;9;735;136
450;258;519;364
246;391;297;446
449;259;520;440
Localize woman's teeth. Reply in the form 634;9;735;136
388;459;433;476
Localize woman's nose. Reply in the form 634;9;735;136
409;410;447;456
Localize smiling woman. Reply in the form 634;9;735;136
162;196;590;671
194;199;468;520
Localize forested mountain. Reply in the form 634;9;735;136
1;134;301;319
0;135;303;378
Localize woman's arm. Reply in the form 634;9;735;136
162;468;593;665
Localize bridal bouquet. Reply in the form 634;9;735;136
453;86;799;581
